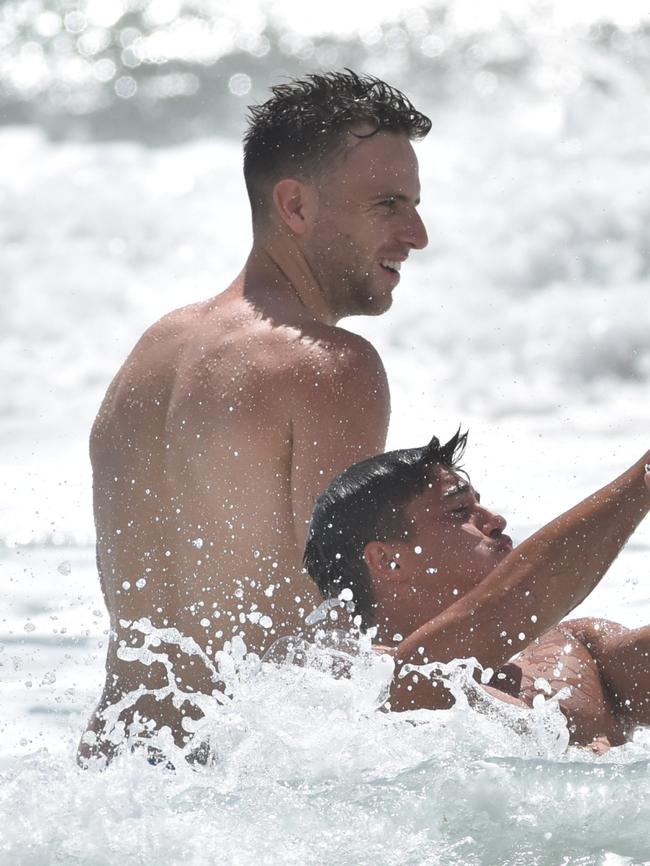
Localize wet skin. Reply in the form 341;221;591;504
80;130;428;759
364;460;650;747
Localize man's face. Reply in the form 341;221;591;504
372;466;513;634
304;131;428;319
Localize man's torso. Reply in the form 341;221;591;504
85;287;383;752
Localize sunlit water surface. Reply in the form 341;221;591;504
2;1;650;863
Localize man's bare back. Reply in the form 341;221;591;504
79;73;430;760
83;279;389;754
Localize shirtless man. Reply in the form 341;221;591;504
305;432;650;747
79;71;430;760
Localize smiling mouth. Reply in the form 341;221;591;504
379;258;402;275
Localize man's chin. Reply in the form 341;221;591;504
350;289;393;318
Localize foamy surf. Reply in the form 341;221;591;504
2;620;650;866
3;2;650;863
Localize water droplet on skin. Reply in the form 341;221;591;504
425;567;437;575
338;588;353;602
200;618;210;628
530;614;538;623
414;545;422;554
122;581;131;590
518;632;526;641
259;615;272;629
392;633;403;642
136;578;146;589
192;538;203;549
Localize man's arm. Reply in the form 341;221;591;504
289;332;390;550
392;453;650;710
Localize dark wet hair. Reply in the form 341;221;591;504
243;69;431;224
304;430;468;628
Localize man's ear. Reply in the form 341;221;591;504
272;178;316;235
363;541;405;582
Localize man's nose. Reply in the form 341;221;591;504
398;209;428;250
480;507;507;538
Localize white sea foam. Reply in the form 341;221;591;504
2;618;650;865
3;4;650;862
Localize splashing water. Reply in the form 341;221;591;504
3;2;650;862
3;618;650;865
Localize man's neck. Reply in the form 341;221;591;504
244;238;338;326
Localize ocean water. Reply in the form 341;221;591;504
2;1;650;863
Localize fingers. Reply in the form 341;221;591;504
585;735;612;755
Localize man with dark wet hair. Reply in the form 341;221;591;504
243;71;432;232
305;436;650;749
81;70;430;760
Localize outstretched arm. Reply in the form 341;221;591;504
391;453;650;710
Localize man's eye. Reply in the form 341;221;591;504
378;197;397;210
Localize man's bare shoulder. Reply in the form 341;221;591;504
135;301;208;356
102;301;205;382
98;295;388;431
178;302;387;392
285;321;388;389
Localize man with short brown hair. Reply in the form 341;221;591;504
80;71;430;761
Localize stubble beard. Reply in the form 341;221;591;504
311;234;392;320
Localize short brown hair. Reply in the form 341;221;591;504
243;69;431;223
